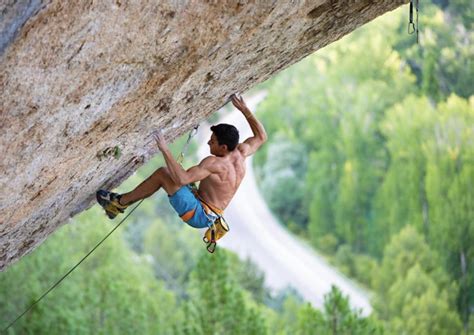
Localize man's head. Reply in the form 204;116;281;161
209;123;239;154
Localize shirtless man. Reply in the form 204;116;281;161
96;94;267;233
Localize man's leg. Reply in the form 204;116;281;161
120;167;181;205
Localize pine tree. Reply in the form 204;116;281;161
184;251;267;335
296;303;325;335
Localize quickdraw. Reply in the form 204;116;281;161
202;214;230;254
408;0;419;43
177;125;199;165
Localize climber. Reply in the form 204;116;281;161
96;94;267;231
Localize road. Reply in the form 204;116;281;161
196;93;372;314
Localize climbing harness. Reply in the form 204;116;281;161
408;0;420;43
183;184;230;253
199;196;230;253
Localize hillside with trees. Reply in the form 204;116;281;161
254;1;473;333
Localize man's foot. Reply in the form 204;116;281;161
96;190;128;219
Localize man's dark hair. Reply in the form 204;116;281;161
210;123;239;151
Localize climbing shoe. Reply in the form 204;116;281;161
96;190;128;219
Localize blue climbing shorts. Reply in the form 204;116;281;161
168;185;217;229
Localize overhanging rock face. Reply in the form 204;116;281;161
0;0;406;270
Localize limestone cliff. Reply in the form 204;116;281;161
0;0;406;270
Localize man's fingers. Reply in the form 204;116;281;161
152;129;163;139
231;96;243;108
230;93;243;104
230;93;250;113
231;99;240;109
230;95;239;106
151;129;166;149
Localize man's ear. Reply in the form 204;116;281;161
220;144;229;152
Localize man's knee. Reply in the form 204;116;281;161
153;166;169;179
157;166;168;174
155;167;180;193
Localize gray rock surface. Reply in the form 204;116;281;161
0;0;406;271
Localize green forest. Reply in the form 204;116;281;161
255;1;473;334
1;1;473;334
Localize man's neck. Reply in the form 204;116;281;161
214;151;230;158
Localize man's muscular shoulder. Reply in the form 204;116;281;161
199;156;220;171
237;142;252;157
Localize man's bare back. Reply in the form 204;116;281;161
197;145;247;210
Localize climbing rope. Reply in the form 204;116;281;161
2;199;144;332
408;0;420;43
3;126;202;332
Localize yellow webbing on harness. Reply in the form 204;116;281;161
199;199;229;253
187;187;230;253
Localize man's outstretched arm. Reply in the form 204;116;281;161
231;94;267;157
154;131;214;186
